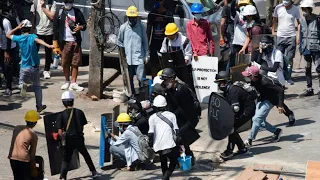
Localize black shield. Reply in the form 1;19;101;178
158;50;185;69
44;113;80;175
208;92;235;140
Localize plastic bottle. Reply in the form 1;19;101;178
52;55;60;69
180;145;186;161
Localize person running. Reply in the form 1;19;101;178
31;0;57;79
53;0;87;91
298;0;320;98
214;71;255;159
148;95;179;180
241;65;295;147
6;20;50;113
8;110;40;180
56;91;99;179
186;3;214;61
147;0;174;78
272;0;301;85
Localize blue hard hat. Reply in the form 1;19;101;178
191;3;204;14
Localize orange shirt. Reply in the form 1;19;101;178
8;125;38;162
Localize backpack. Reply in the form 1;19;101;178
127;126;155;163
233;81;258;101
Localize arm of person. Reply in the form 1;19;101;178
261;62;280;72
113;132;128;146
272;6;279;35
184;40;192;63
256;52;263;64
146;14;152;43
30;3;36;32
3;19;13;61
40;0;56;21
206;21;215;56
52;10;60;41
186;22;197;57
159;37;167;53
239;31;250;54
29;134;38;166
117;25;125;48
141;23;149;61
6;23;23;39
56;113;64;136
220;17;226;42
147;117;154;147
74;10;87;33
35;38;54;49
296;19;301;45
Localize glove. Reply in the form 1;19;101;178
53;40;61;55
52;132;59;141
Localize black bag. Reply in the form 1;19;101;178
61;109;74;146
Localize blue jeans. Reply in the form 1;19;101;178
128;64;145;95
110;144;126;163
19;67;43;109
249;100;277;140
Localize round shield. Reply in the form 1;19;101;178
207;92;235;140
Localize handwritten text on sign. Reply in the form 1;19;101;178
192;56;218;103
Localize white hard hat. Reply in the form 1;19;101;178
153;95;167;107
61;91;74;100
300;0;315;7
242;5;257;16
152;76;164;86
21;19;32;28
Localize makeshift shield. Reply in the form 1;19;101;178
208;92;234;140
158;50;185;69
44;113;80;175
119;47;132;97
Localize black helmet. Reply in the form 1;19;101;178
161;68;176;80
128;101;143;112
152;83;166;95
260;35;274;45
214;71;230;83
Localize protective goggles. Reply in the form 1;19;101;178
259;42;273;49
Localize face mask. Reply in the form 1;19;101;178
282;0;291;6
118;127;124;133
302;11;310;17
65;3;73;10
194;14;202;20
219;83;227;92
166;82;173;89
128;18;137;26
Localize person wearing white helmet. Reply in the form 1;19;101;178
148;95;179;180
56;91;99;179
6;19;54;113
238;5;263;55
299;0;320;98
272;0;301;85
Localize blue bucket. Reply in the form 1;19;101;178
177;156;192;171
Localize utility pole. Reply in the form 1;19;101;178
88;0;105;99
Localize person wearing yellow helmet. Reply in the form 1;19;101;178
160;22;195;93
8;110;39;179
118;6;148;96
108;113;142;171
56;91;98;179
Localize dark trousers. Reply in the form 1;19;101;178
282;103;293;118
159;147;179;180
60;137;96;179
175;65;196;93
226;44;243;73
36;34;53;71
227;114;252;151
0;48;19;90
304;53;320;88
10;159;31;180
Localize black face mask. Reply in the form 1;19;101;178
128;18;137;27
262;47;273;54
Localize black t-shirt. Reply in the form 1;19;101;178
221;6;233;26
56;108;88;137
147;9;174;43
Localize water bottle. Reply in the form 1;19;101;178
180;145;186;161
52;55;60;69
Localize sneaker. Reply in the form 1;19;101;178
273;128;283;142
237;147;249;155
220;150;234;160
37;105;47;113
69;83;84;91
3;88;12;97
61;82;70;90
300;89;314;97
91;171;101;179
43;71;51;79
244;139;252;147
288;113;296;126
20;83;27;98
287;79;294;85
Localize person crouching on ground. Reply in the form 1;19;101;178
6;20;52;113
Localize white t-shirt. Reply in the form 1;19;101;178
148;111;179;152
63;8;76;42
232;12;246;46
30;0;56;35
273;4;300;37
0;18;17;50
266;49;285;86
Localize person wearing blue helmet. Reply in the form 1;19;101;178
186;3;214;61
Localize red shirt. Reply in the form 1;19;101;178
186;19;215;56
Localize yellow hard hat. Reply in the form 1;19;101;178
116;113;131;123
157;70;163;77
25;110;40;123
126;6;138;17
165;23;179;36
238;0;250;6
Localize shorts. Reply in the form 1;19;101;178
276;36;296;60
61;41;82;68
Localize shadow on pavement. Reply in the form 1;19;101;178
275;118;316;128
0;103;22;111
